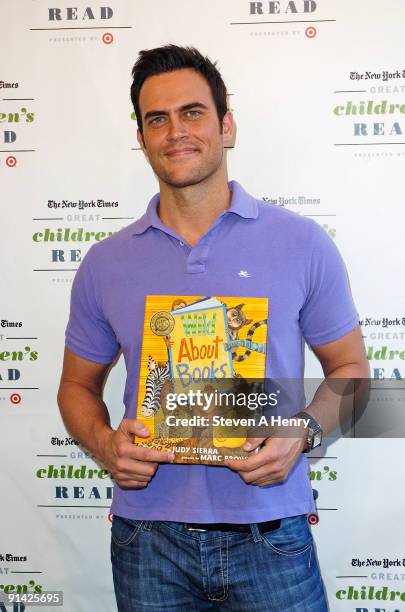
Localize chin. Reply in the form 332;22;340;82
161;164;221;189
161;171;207;189
166;177;205;188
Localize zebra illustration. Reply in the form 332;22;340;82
140;355;171;417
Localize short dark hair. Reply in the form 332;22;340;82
130;44;228;133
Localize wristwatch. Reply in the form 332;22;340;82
296;411;322;452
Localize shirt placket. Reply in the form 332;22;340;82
184;215;226;274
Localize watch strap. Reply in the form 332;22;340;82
296;411;322;452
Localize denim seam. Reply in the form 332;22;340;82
207;536;228;602
224;536;229;595
219;536;228;600
260;537;312;557
111;519;144;547
200;541;209;595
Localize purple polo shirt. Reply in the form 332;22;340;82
65;181;358;523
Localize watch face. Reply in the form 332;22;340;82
313;432;322;448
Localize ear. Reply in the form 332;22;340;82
137;128;149;161
222;111;236;149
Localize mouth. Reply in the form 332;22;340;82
165;147;199;158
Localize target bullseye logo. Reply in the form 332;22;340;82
308;513;319;526
305;26;317;38
102;33;113;45
10;393;22;405
108;512;114;523
6;156;17;168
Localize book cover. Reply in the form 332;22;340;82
135;295;268;464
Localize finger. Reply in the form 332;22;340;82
134;445;175;463
242;437;266;452
114;458;158;479
114;471;152;483
251;468;286;485
238;464;277;484
120;418;151;438
244;457;293;486
225;445;276;472
113;460;162;485
254;473;286;486
116;478;151;489
256;476;283;486
238;465;285;486
116;439;174;464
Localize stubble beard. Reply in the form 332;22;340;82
154;147;225;190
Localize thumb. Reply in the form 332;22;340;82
121;418;151;438
242;436;265;452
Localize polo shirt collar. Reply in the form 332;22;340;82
226;180;258;220
131;180;258;236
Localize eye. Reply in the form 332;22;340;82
148;115;166;126
185;109;202;119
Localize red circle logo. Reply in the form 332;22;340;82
308;513;319;526
10;393;22;405
305;26;317;38
6;156;17;168
108;512;113;523
102;33;113;45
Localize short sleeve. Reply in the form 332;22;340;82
299;224;359;346
65;249;120;363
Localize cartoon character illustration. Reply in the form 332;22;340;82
171;298;187;310
164;298;188;350
224;303;267;361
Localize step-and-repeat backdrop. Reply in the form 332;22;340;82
1;1;404;611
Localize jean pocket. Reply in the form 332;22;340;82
111;516;144;547
260;514;312;557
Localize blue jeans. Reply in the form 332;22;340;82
111;514;328;611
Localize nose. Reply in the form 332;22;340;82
166;114;188;141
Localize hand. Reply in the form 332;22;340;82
165;335;174;349
224;425;307;487
100;418;174;489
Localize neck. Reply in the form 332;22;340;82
157;168;232;247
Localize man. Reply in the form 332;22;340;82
58;45;368;611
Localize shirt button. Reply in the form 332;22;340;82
179;241;185;247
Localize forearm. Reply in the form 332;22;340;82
304;361;370;436
57;381;113;464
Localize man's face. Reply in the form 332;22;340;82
137;68;233;189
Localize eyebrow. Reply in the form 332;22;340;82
144;102;209;121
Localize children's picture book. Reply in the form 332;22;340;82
134;295;268;464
